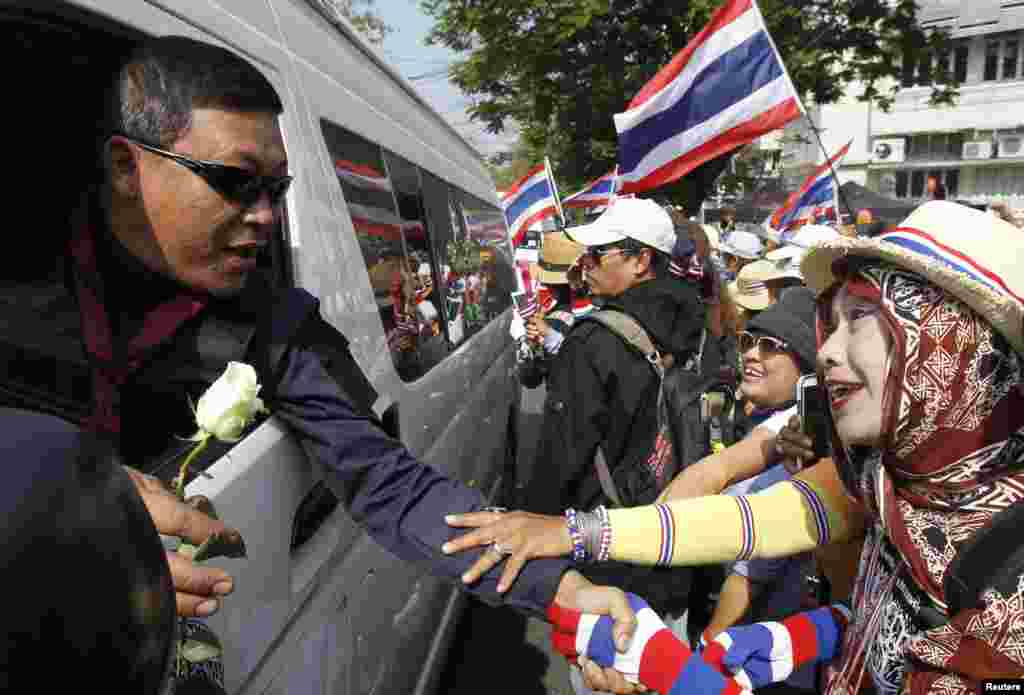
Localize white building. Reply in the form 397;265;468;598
783;0;1024;208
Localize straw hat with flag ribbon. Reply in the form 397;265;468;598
800;201;1024;355
537;231;585;285
727;268;773;312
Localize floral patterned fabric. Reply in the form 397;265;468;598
818;262;1024;695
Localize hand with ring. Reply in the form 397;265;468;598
442;509;573;593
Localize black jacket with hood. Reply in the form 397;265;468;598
529;274;705;615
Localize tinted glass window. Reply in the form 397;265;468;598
985;41;1000;81
1005;40;1019;80
894;171;909;198
954;44;969;83
318;119;447;381
910;170;926;198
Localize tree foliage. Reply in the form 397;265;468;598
317;0;392;45
422;0;955;203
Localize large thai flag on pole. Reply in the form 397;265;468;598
769;140;851;234
502;162;561;246
614;0;803;194
563;170;618;209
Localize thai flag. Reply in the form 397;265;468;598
769;140;851;234
564;171;617;209
502;163;561;246
614;0;802;194
334;159;393;192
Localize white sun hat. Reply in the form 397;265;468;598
800;201;1024;355
566;198;676;255
717;229;764;260
766;224;841;260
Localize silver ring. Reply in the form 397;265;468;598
490;541;513;556
481;506;507;514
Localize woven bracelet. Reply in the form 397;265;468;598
594;505;612;563
564;508;587;563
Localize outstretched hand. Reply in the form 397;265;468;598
125;466;236;618
442;509;572;592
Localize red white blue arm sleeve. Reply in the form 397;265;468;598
700;604;852;690
548;594;750;695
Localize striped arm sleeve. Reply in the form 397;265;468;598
608;467;856;567
548;595;750;695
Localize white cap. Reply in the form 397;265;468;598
417;262;432;277
717;229;764;260
766;224;840;260
566;198;676;255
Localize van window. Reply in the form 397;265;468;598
319;119;449;381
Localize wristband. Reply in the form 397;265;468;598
565;508;587;562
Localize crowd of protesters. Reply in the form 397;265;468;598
450;196;1024;695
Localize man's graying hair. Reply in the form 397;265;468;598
107;36;282;147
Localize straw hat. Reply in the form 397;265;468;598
741;257;803;284
537;231;584;285
800;201;1024;355
727;265;773;311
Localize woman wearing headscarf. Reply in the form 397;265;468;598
442;201;1024;694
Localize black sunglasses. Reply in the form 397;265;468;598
737;331;789;355
115;134;292;207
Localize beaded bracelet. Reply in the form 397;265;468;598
564;508;587;563
594;505;612;563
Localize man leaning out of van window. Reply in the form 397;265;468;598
80;35;638;641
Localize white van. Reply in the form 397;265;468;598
2;1;520;693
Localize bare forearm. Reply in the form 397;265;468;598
705;573;757;639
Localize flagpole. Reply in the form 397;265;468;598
805;120;855;222
545;157;566;228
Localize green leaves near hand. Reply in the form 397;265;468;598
192;529;247;563
180;621;223;663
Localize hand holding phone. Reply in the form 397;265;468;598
796;375;833;460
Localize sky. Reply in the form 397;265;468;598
373;0;519;158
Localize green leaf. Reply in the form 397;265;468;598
180;621;223;663
192;529;247;562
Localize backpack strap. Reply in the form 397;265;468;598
578;310;666;378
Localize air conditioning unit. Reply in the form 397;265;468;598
963;141;993;160
998;135;1024;158
873;138;906;163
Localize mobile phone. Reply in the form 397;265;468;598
796;374;833;459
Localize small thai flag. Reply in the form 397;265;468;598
614;0;803;194
334;159;393;192
770;140;851;234
563;171;617;209
502;163;561;246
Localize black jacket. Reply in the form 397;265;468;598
529;275;704;614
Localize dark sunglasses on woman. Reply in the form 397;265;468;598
737;331;789;356
114;133;293;207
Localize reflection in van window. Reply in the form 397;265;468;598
433;187;515;346
319;119;447;381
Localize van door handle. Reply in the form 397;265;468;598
290;481;339;551
380;402;400;440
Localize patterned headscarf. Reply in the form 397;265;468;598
818;260;1024;694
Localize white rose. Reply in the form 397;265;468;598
193;362;267;442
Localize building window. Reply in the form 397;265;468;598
917;51;933;85
954;44;969;83
895;171;909;198
985;41;1000;81
910;170;926;198
947;133;964;158
1004;40;1020;80
901;54;916;87
945;169;960;197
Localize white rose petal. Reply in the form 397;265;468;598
194;362;268;443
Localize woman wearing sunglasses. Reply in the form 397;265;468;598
443;202;1024;695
